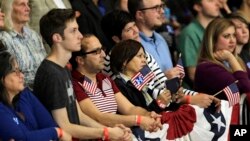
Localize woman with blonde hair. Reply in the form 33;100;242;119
194;17;250;125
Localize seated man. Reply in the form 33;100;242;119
70;34;166;140
33;8;131;141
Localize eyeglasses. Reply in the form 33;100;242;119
9;68;23;76
82;46;105;55
139;4;166;12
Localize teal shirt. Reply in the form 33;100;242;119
177;19;204;67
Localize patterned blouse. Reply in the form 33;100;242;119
0;26;47;88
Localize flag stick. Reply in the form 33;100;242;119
213;90;223;97
213;80;238;97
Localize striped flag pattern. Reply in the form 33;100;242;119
79;76;97;95
223;82;240;107
131;65;155;91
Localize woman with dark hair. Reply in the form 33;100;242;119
110;39;172;113
101;9;219;109
109;39;223;140
0;44;71;141
110;39;200;114
110;39;221;113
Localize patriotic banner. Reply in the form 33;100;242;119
78;76;97;95
223;82;240;107
131;65;155;91
139;100;232;141
176;55;185;79
184;100;232;141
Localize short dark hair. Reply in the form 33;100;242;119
40;8;76;47
110;39;145;74
69;34;95;70
0;45;15;106
187;0;202;17
127;0;144;19
101;10;135;49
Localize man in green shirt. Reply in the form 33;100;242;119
177;0;220;89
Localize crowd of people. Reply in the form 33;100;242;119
0;0;249;140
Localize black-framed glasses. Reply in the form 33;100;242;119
9;68;23;76
82;46;105;55
139;4;166;12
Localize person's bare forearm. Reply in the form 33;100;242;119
94;113;137;127
79;111;105;128
126;106;151;117
62;123;103;139
52;108;104;139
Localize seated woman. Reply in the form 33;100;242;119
0;0;47;89
110;39;221;113
109;39;173;112
194;17;250;125
101;9;218;109
109;39;219;140
227;13;250;68
0;44;70;141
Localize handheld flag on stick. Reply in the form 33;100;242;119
213;81;240;107
78;76;97;95
223;83;240;107
176;54;185;79
131;65;155;91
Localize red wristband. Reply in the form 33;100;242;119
58;128;63;138
186;95;191;104
103;127;109;141
136;115;142;126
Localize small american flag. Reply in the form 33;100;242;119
223;82;240;107
176;55;185;79
78;76;97;95
131;65;155;91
